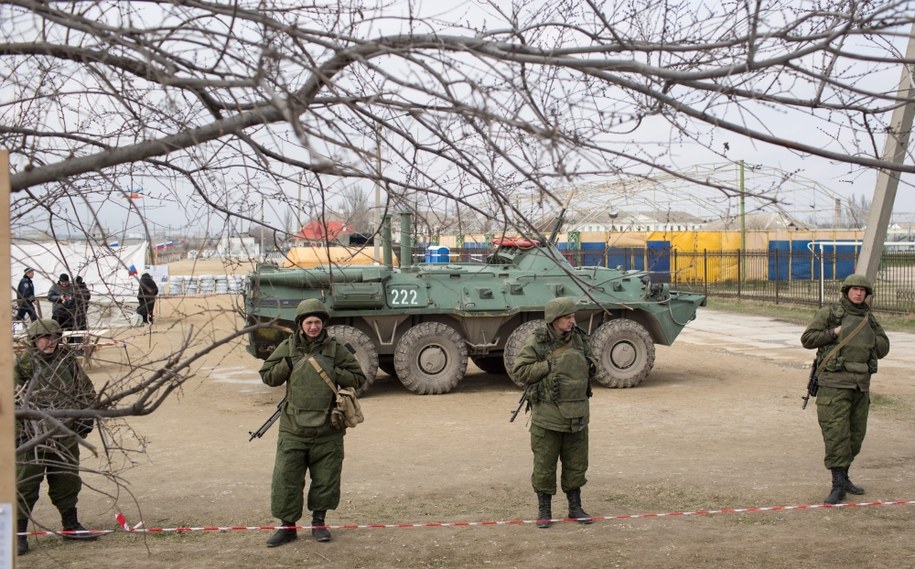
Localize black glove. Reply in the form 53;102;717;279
75;417;94;437
588;359;597;377
586;383;593;398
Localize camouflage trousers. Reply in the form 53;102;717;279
271;435;344;522
816;386;870;469
17;437;82;521
530;424;588;494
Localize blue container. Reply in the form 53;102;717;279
424;246;450;263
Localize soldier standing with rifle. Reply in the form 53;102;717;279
801;274;890;505
258;299;366;547
511;297;597;528
14;319;98;555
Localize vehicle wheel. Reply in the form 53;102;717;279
378;357;398;378
471;355;507;375
394;322;468;395
326;325;379;396
503;320;542;388
590;319;655;388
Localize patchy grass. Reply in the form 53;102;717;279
870;391;911;415
705;298;915;333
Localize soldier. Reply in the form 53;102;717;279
511;297;597;528
259;299;367;547
16;267;39;322
15;319;99;555
801;274;890;504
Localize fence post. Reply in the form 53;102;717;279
775;248;780;305
737;249;742;298
703;249;708;298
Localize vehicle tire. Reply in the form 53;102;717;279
471;355;507;375
326;325;379;396
378;357;398;378
503;320;543;388
590;319;655;388
394;322;468;395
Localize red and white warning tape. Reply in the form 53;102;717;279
17;499;915;537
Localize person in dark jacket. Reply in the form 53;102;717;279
511;297;597;528
16;267;39;322
47;274;77;331
801;274;890;505
72;276;91;331
259;298;367;547
137;273;158;326
15;319;99;555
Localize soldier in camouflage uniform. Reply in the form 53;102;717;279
801;274;890;504
15;319;98;555
512;297;597;528
260;299;366;547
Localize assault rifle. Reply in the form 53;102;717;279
801;357;819;410
249;397;285;441
509;391;528;423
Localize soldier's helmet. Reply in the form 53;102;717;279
295;298;330;324
27;318;62;340
544;297;577;324
841;274;874;297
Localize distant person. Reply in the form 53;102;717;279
47;273;77;331
73;276;91;331
259;299;367;547
15;319;99;555
137;273;158;326
511;297;597;528
801;274;890;504
16;267;39;322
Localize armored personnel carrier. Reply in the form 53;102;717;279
242;213;705;395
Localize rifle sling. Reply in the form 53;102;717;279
309;356;339;395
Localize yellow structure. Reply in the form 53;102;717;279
282;246;396;268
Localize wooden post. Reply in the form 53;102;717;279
1;149;18;565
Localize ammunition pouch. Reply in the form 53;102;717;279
824;355;844;373
526;380;547;404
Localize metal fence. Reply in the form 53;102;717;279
435;246;915;314
669;249;915;314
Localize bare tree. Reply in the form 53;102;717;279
338;186;373;236
4;0;915;501
845;193;873;228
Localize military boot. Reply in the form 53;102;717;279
536;493;552;529
17;518;29;556
311;511;331;542
842;467;865;495
566;488;593;524
824;468;847;505
265;521;297;547
61;507;98;541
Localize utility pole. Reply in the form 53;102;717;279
857;21;915;280
374;123;382;263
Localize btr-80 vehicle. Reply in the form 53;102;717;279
243;213;705;395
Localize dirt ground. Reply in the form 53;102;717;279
15;272;915;568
